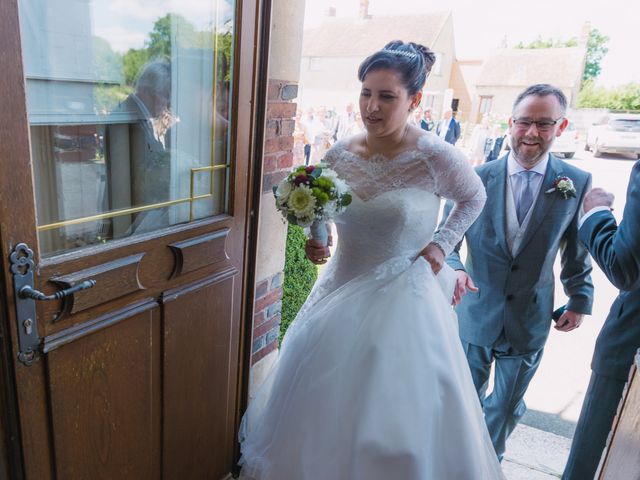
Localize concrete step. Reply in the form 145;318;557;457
503;423;572;479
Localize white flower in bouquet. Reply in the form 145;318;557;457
321;200;338;220
332;177;349;197
275;180;293;201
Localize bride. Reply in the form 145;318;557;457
239;40;505;479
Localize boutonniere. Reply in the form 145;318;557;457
545;176;577;199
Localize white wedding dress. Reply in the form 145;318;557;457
239;134;505;479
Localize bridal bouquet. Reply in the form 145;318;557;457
273;163;352;246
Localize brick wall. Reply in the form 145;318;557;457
251;79;301;366
251;272;283;365
261;80;298;195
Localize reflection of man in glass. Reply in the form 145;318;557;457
111;59;173;234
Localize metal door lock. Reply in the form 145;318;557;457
23;318;33;335
9;242;96;365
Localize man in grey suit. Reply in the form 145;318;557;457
444;84;594;460
563;161;640;479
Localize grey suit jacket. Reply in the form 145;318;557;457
580;160;640;380
445;154;594;353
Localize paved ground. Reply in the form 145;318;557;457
500;147;636;478
504;424;571;479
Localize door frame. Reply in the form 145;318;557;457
234;0;272;473
0;0;272;476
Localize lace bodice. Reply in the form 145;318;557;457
325;132;486;256
292;133;487;342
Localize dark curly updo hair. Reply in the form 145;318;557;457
357;40;436;95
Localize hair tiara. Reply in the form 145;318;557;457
382;49;418;59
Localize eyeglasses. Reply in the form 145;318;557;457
512;117;563;132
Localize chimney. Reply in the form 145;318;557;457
359;0;370;19
579;21;591;47
327;6;336;17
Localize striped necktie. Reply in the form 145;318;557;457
517;170;536;225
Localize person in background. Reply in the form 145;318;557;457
420;107;435;131
436;107;461;145
333;102;359;141
469;114;491;166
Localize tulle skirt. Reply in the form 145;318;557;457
239;256;504;479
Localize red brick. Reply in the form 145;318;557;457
263;154;278;173
252;340;278;365
267;81;282;101
265;119;279;139
253;287;283;314
253;314;280;338
253;310;266;328
255;279;269;299
267;102;297;120
277;152;294;169
280;119;296;137
264;136;294;154
262;171;289;194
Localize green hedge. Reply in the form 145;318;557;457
280;224;318;342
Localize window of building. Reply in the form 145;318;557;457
432;53;443;76
479;96;493;115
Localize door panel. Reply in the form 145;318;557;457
0;0;261;478
47;305;161;480
163;275;236;478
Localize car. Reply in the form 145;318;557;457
551;121;580;158
586;113;640;159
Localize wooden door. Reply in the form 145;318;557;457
0;0;262;478
597;350;640;480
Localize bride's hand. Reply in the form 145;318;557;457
419;242;444;274
304;236;333;265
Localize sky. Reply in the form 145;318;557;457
91;0;233;53
304;0;639;87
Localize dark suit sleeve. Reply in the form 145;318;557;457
579;161;640;291
439;199;466;271
453;121;461;143
560;173;594;314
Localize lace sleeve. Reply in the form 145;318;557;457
418;136;486;255
321;140;347;169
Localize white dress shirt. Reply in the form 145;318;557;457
579;206;612;229
439;118;451;139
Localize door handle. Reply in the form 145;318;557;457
18;279;96;301
9;243;97;365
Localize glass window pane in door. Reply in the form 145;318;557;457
18;0;236;256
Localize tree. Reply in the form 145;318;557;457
583;28;609;83
577;81;640;111
122;48;150;86
514;36;577;49
147;13;198;59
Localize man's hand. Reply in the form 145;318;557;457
419;242;445;274
583;188;615;212
452;270;479;305
304;236;333;265
554;310;584;332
